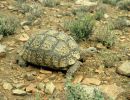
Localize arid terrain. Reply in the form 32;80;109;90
0;0;130;100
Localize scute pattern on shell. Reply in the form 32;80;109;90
20;30;80;68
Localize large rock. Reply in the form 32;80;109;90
117;61;130;76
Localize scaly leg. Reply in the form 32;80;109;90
66;61;82;79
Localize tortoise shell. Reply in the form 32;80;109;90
19;30;80;69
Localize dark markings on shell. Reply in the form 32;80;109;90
21;31;80;68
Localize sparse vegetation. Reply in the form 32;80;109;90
94;10;104;20
101;0;121;6
14;0;30;14
94;6;106;20
35;92;41;100
14;1;43;25
65;14;95;41
117;0;130;11
0;15;19;36
94;26;116;47
71;6;89;15
42;0;60;7
110;17;130;30
0;0;130;99
65;81;105;100
98;49;121;67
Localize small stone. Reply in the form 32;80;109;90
23;25;30;31
16;33;29;42
0;92;7;100
25;83;36;93
82;78;101;85
21;21;31;26
56;15;62;18
54;82;64;91
36;83;45;91
14;83;25;89
75;0;97;6
40;70;52;74
99;84;124;100
104;14;109;19
12;89;27;96
73;75;83;83
33;18;41;25
96;43;105;49
38;0;43;3
0;44;6;57
3;82;13;90
37;74;46;81
8;5;16;10
117;61;130;77
0;4;4;8
0;35;3;41
45;82;55;94
25;73;35;81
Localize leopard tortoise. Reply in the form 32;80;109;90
17;30;97;77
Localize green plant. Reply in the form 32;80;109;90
71;6;89;15
65;80;105;100
42;0;60;7
65;14;95;41
14;0;31;14
94;26;116;47
111;17;130;30
98;49;121;67
94;9;105;20
35;92;41;100
0;15;19;36
101;0;121;5
29;4;43;18
117;0;130;11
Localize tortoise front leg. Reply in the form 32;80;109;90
66;61;82;79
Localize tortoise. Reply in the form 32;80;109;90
17;30;97;78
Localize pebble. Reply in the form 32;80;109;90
8;5;16;11
0;44;6;57
12;89;27;96
0;92;7;100
20;21;31;26
24;73;35;81
40;70;52;74
75;0;97;6
82;78;101;86
25;83;36;93
117;61;130;77
45;82;55;94
99;84;124;100
37;82;45;91
73;75;83;83
23;25;30;31
0;35;3;41
13;83;25;89
3;82;13;90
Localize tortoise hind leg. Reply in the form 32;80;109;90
66;61;82;79
17;56;27;67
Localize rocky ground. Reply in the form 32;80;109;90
0;0;130;100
